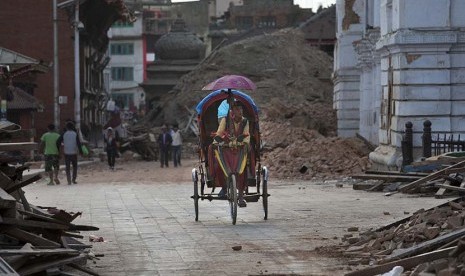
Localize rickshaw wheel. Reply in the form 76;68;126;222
262;167;269;220
192;169;199;221
228;174;238;225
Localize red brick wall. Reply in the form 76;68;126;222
0;0;76;138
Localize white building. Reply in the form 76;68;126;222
106;12;146;120
334;0;465;168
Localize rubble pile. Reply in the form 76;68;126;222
338;200;465;275
140;28;371;179
261;121;371;179
121;125;160;161
0;163;99;275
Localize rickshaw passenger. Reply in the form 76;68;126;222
213;101;249;207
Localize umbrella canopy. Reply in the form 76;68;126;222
202;75;257;91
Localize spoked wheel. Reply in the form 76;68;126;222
262;167;269;220
228;174;238;225
192;169;199;221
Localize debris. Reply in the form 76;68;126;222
232;245;242;251
139;28;371;180
89;235;105;242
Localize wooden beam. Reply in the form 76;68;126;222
18;209;69;225
364;170;429;176
1;227;61;248
16;255;86;276
399;160;465;192
0;188;16;209
0;248;78;256
351;174;421;182
0;142;38;151
1;218;69;230
5;174;41;193
382;227;465;263
345;247;455;276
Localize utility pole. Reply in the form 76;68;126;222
53;0;60;129
74;1;81;129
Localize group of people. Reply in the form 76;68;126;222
157;124;183;168
39;121;83;186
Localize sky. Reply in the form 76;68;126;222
171;0;336;12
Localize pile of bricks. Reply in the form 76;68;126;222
341;200;465;275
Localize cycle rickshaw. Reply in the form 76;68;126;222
191;88;269;225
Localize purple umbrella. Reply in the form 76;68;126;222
202;75;257;91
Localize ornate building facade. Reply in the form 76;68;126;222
334;0;465;167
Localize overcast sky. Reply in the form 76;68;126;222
171;0;336;12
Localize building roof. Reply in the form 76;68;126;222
0;47;49;78
6;86;42;110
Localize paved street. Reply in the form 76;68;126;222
24;160;451;276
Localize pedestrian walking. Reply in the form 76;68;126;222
40;124;61;185
158;124;172;168
57;122;83;185
104;127;118;170
171;125;182;167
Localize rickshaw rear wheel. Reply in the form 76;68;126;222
228;174;238;225
262;167;269;220
192;169;199;221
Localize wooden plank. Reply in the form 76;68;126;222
17;188;31;212
344;246;454;276
4;174;41;193
366;182;386;192
435;180;451;198
382;227;465;263
17;210;69;226
0;248;78;256
1;218;69;230
0;188;16;209
0;142;38;151
0;256;19;276
435;184;465;193
351;174;421;182
16;254;86;276
0;171;13;190
399;160;465;192
1;227;61;248
364;170;429;176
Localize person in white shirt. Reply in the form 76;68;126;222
171;125;182;167
56;122;82;184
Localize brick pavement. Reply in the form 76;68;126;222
23;161;452;276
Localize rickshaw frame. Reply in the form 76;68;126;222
191;89;269;225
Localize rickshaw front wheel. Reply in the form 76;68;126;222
228;174;238;225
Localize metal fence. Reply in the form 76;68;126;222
401;120;465;166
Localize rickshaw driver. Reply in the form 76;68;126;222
213;100;250;207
